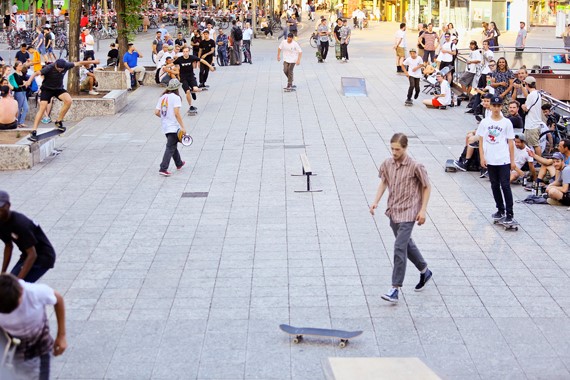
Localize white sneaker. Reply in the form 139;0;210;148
89;90;99;95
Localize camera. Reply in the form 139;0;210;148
514;79;521;85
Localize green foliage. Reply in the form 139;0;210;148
119;0;144;42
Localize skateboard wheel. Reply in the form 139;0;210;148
339;340;347;348
293;335;302;344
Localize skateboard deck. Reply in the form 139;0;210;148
335;44;341;59
284;87;296;92
405;100;413;106
445;159;457;172
28;129;64;142
279;324;362;348
493;217;519;231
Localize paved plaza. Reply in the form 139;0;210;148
1;22;570;379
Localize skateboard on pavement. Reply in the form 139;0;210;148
444;159;457;172
335;44;341;60
405;100;413;106
279;324;362;348
493;217;519;231
27;128;64;142
284;87;296;92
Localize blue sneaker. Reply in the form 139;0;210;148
492;211;504;221
381;288;399;304
41;117;51;124
415;269;433;292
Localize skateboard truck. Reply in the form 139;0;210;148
280;324;362;348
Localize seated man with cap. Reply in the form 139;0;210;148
422;71;451;108
545;151;570;206
510;134;536;183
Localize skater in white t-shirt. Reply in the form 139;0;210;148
477;96;516;223
401;48;424;103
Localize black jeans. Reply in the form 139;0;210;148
487;164;514;216
160;132;183;171
318;40;329;60
407;77;420;100
199;59;212;85
11;259;50;282
340;43;348;60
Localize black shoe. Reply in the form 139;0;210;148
492;211;504;220
414;92;419;99
191;92;197;100
475;115;483;122
127;88;133;92
415;269;433;292
28;130;38;142
465;109;475;114
138;81;144;86
198;84;205;88
453;160;467;172
55;121;66;132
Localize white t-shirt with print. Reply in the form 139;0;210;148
0;280;56;338
439;80;451;106
403;56;424;79
514;144;534;169
481;49;494;74
476;115;515;165
279;40;302;63
395;29;406;48
155;93;182;134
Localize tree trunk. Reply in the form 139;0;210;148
177;0;181;25
115;0;128;70
67;0;81;95
103;0;108;28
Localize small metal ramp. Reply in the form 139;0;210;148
341;77;367;97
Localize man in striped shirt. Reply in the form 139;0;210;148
370;133;433;304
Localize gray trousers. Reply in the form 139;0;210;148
283;62;295;87
389;219;427;287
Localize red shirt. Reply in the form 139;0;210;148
80;16;89;27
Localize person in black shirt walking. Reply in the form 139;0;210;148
198;30;216;88
174;46;214;115
0;190;56;282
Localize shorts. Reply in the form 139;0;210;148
515;48;524;59
432;98;443;107
180;76;198;93
40;88;67;102
79;79;91;91
562;192;570;206
439;61;453;71
524;127;541;147
46;47;53;53
396;47;405;57
38;46;46;55
459;71;475;87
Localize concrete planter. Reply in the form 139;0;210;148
94;66;158;90
0;130;56;170
26;90;128;122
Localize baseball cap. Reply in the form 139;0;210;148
409;48;417;53
287;32;294;38
54;59;67;68
552;152;565;161
491;96;503;105
0;190;9;207
524;76;536;85
167;45;174;51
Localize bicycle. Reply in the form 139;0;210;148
268;17;283;33
309;32;318;48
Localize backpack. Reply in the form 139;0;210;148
519;194;547;204
155;67;161;84
233;27;242;41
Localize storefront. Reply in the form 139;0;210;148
530;0;568;25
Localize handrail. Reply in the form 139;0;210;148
456;46;570;72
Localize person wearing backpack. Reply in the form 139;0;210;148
230;20;242;65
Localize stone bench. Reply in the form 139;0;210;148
26;90;128;122
0;129;57;170
95;66;158;90
322;357;442;380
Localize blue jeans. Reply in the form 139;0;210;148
10;259;50;282
14;91;28;125
487;164;514;216
160;132;183;172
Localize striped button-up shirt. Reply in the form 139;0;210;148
379;155;430;223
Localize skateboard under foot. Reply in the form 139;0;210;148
279;324;362;348
493;217;519;231
284;87;296;92
405;100;413;106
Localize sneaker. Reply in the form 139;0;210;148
465;109;475;114
176;161;186;170
415;269;433;292
159;170;171;177
88;90;99;95
547;198;562;206
492;211;504;220
381;288;399;304
475;115;483;122
189;106;198;112
503;215;514;224
28;130;38;142
55;121;66;132
468;141;479;148
138;81;144;86
479;170;488;179
41;116;51;124
453;160;467;172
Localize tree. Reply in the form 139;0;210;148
67;0;81;94
115;0;144;70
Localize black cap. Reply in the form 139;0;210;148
491;96;503;105
287;32;294;38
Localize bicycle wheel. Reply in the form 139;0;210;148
216;54;222;66
310;36;317;48
221;21;228;29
